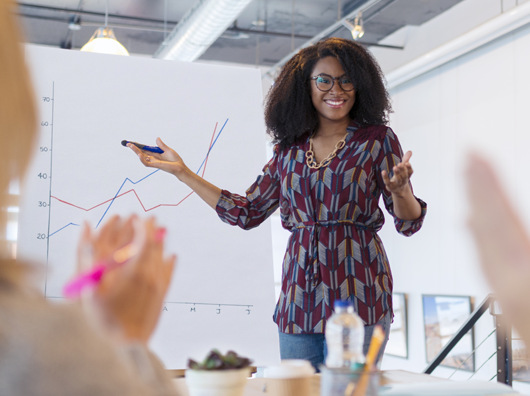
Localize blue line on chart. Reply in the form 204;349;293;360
96;119;228;228
48;223;80;237
195;118;229;175
49;119;228;235
94;168;160;228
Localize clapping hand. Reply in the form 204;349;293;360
381;150;414;196
466;153;530;346
77;215;176;344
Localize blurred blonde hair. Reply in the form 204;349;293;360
0;0;37;277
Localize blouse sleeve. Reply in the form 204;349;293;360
375;127;427;236
215;146;281;230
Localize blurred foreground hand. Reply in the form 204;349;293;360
466;153;530;346
76;215;176;345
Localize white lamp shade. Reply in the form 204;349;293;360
80;27;129;56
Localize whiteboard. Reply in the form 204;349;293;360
17;45;280;369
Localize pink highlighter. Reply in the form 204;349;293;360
63;228;166;298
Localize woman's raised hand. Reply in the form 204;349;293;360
381;150;414;196
128;137;188;178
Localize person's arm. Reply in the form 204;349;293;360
382;150;422;221
375;128;427;236
466;153;530;347
175;168;221;209
1;290;180;396
215;146;282;230
129;138;282;230
128;137;221;210
8;216;180;396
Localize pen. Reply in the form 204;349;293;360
121;140;164;154
350;326;384;396
63;227;167;298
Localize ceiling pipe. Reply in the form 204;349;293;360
153;0;253;61
385;0;530;89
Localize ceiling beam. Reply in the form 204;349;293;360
18;2;165;24
17;12;316;41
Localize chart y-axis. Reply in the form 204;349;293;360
44;82;54;296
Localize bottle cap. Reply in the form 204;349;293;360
334;300;353;309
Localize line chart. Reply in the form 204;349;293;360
49;222;80;237
49;118;228;235
20;53;280;369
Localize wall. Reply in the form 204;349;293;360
196;59;273;100
371;0;530;74
376;14;530;394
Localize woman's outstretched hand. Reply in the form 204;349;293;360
381;150;414;196
128;137;188;178
128;137;222;210
466;153;530;346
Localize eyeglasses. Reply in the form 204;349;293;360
310;73;354;92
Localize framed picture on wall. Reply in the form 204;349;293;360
513;329;530;382
385;292;408;358
422;295;474;371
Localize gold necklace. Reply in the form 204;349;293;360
305;132;348;169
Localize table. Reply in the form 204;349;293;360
173;370;449;396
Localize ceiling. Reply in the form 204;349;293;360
17;0;465;66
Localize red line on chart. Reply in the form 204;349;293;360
52;188;196;212
51;121;218;213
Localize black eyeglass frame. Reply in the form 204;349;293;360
309;73;355;92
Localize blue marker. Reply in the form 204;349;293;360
121;140;164;154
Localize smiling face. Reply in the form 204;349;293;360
309;56;355;126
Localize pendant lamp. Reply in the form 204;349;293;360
342;12;365;41
80;0;129;56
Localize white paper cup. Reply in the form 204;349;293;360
264;359;315;379
264;360;315;396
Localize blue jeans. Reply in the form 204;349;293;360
278;312;391;371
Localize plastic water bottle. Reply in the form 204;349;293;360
325;300;365;368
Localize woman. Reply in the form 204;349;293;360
129;38;427;368
0;1;177;394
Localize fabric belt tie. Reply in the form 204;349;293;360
292;220;377;286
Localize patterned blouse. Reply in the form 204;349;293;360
216;123;427;334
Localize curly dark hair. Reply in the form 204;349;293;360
265;37;392;150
